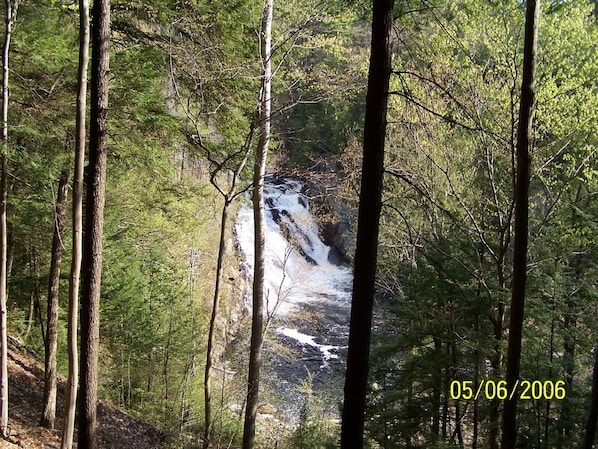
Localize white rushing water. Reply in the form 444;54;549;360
235;176;352;382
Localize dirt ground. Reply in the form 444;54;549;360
0;338;164;449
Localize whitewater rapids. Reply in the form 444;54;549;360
235;176;352;394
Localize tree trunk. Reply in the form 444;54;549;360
242;1;272;447
31;244;45;342
432;338;441;442
24;291;34;338
581;342;598;449
340;0;393;447
40;170;69;429
163;296;174;413
0;153;6;439
204;199;231;449
60;1;89;447
0;0;17;438
489;298;504;449
561;304;576;437
78;0;109;446
500;1;539;448
61;0;88;444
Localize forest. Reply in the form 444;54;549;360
0;0;597;448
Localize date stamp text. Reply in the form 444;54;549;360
450;380;566;401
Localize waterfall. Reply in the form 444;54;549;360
235;176;352;399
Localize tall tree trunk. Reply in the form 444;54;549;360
581;342;598;449
31;243;45;341
489;262;508;449
202;104;252;449
60;0;88;446
562;188;583;438
561;303;576;437
0;151;6;441
40;170;69;429
242;1;272;447
163;296;174;414
431;338;441;442
24;291;34;338
340;0;393;447
473;317;480;449
204;199;231;449
489;297;504;449
500;1;540;448
78;0;109;446
0;0;17;438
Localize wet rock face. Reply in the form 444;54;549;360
264;173;353;267
321;222;351;266
298;179;352;267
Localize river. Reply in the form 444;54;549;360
235;175;352;414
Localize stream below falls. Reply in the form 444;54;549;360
235;176;353;415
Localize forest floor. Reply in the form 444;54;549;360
0;336;164;449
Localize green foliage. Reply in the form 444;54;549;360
4;0;596;445
6;0;224;434
357;0;598;447
272;2;368;167
285;375;339;449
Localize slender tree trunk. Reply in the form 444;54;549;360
40;170;69;429
581;342;598;449
60;1;88;447
202;102;252;449
432;338;441;442
204;199;231;449
543;290;557;448
561;304;576;436
0;0;17;437
242;1;272;447
31;244;45;342
163;296;174;413
78;0;109;446
340;0;393;447
24;291;34;338
500;2;539;448
0;152;6;441
489;298;504;449
473;326;479;449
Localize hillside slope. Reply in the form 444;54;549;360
1;337;163;448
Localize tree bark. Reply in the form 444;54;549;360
0;153;6;440
61;1;89;446
582;342;598;449
40;170;69;429
340;0;394;447
500;1;540;448
0;0;17;438
204;199;230;449
242;1;272;447
78;0;109;446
